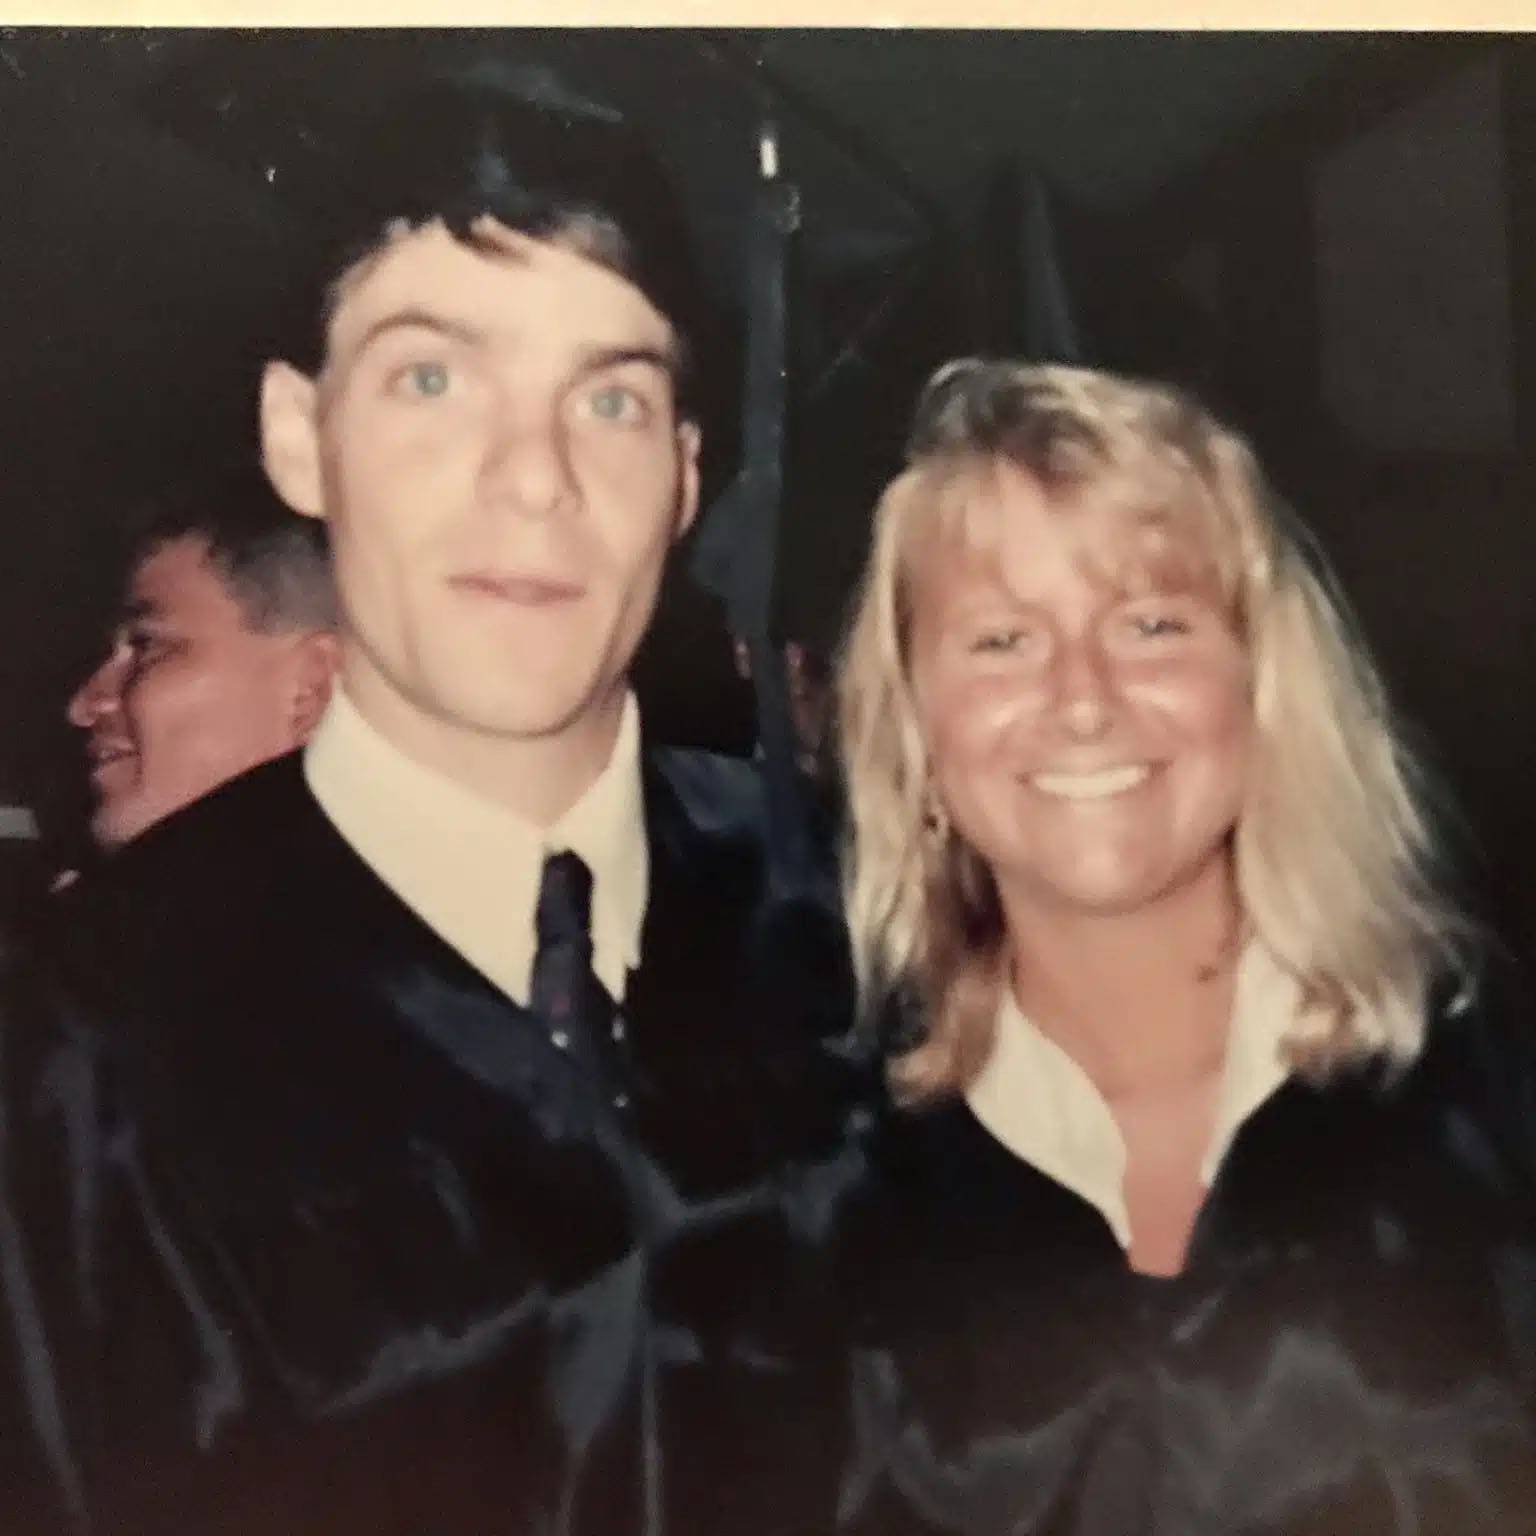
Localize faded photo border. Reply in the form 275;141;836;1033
3;0;1535;32
3;12;1535;1536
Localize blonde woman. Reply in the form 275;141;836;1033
836;360;1536;1534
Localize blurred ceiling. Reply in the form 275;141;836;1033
750;29;1361;214
0;28;1388;219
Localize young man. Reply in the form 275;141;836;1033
67;473;339;851
2;76;857;1535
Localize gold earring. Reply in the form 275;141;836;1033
922;788;950;845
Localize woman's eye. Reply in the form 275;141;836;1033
1125;610;1191;640
968;628;1027;655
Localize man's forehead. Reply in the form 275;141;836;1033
126;535;224;610
323;217;676;365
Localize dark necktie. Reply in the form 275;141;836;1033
531;851;629;1111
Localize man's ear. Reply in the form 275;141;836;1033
674;420;702;540
286;630;342;744
261;361;326;520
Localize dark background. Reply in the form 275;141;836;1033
0;28;1532;957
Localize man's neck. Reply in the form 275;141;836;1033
340;662;625;829
1002;858;1241;1098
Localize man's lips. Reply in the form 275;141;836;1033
86;742;135;779
448;572;585;605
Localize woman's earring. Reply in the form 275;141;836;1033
922;788;950;846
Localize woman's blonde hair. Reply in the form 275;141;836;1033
837;359;1465;1101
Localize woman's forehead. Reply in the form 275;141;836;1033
913;459;1232;599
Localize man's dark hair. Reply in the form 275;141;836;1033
292;69;703;415
128;464;338;635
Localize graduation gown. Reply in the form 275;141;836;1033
839;992;1536;1536
0;748;862;1536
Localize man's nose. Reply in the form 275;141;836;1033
479;404;577;522
66;655;122;729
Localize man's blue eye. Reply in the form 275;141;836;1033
407;362;451;397
589;385;642;423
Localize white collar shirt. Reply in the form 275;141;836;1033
304;687;648;1009
965;942;1296;1251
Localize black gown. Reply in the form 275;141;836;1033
0;747;862;1536
839;987;1536;1536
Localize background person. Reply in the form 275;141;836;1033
835;359;1536;1533
66;468;340;852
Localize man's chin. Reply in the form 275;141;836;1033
93;794;168;853
92;806;139;852
450;704;603;743
430;677;622;743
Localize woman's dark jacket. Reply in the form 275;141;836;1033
839;978;1536;1536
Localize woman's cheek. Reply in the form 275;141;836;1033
931;675;1035;769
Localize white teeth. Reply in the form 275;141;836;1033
1030;764;1151;800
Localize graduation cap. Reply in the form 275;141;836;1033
129;32;933;888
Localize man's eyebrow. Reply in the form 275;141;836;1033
573;343;681;380
346;309;488;361
338;321;677;381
